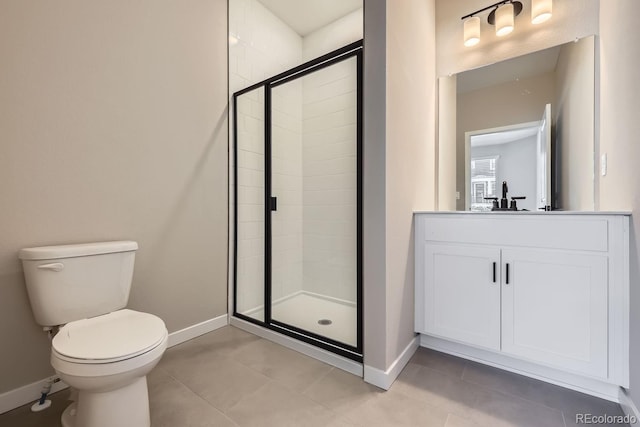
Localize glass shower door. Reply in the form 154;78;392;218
268;55;360;350
234;86;266;322
233;41;363;361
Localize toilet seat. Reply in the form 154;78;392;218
52;309;167;364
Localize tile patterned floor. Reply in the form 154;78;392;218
0;326;629;427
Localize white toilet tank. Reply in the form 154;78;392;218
19;241;138;327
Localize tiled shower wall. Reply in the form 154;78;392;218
300;9;362;303
231;1;362;313
229;0;302;91
271;81;303;302
230;0;302;314
300;59;358;303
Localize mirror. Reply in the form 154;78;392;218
438;36;595;212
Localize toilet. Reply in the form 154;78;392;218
19;241;168;427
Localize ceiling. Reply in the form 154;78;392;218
457;45;561;94
471;126;539;147
257;0;362;36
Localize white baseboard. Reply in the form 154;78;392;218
167;314;229;348
0;376;68;415
364;335;419;390
0;314;229;415
619;388;640;424
230;316;363;377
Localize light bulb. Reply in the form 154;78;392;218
464;16;481;47
495;3;514;36
532;0;552;24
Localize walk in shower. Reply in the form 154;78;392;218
233;42;362;361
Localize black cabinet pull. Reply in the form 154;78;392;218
506;263;510;284
492;262;496;283
269;196;277;211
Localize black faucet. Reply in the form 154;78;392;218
485;181;526;211
500;181;509;209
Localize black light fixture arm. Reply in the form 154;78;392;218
461;0;516;20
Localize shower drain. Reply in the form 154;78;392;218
317;319;332;326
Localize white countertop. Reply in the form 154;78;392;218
414;210;632;216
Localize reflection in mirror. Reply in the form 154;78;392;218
440;36;595;211
466;104;551;212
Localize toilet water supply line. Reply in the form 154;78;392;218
31;376;60;412
44;325;59;340
31;326;61;412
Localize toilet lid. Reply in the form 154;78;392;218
52;309;167;362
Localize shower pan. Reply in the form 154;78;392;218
232;41;363;361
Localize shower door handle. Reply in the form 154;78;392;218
269;196;278;211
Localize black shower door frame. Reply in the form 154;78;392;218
232;40;363;362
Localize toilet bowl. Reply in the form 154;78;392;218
50;309;168;427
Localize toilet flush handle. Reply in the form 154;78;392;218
37;263;64;272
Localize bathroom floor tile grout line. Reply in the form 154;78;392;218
224;379;273;417
230;349;349;422
299;366;336;397
226;338;313;387
235;337;339;387
460;361;469;381
465;373;566;417
478;372;597;424
459;363;574;416
162;336;343;423
412;363;567;421
157;362;268;426
219;376;344;424
158;366;240;426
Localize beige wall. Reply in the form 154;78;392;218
598;0;640;410
363;0;436;372
555;37;595;211
435;0;599;76
0;0;228;394
385;0;437;365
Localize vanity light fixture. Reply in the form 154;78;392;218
462;0;552;47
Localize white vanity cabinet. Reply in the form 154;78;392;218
415;212;630;396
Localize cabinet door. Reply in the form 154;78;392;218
421;244;501;351
501;249;608;379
